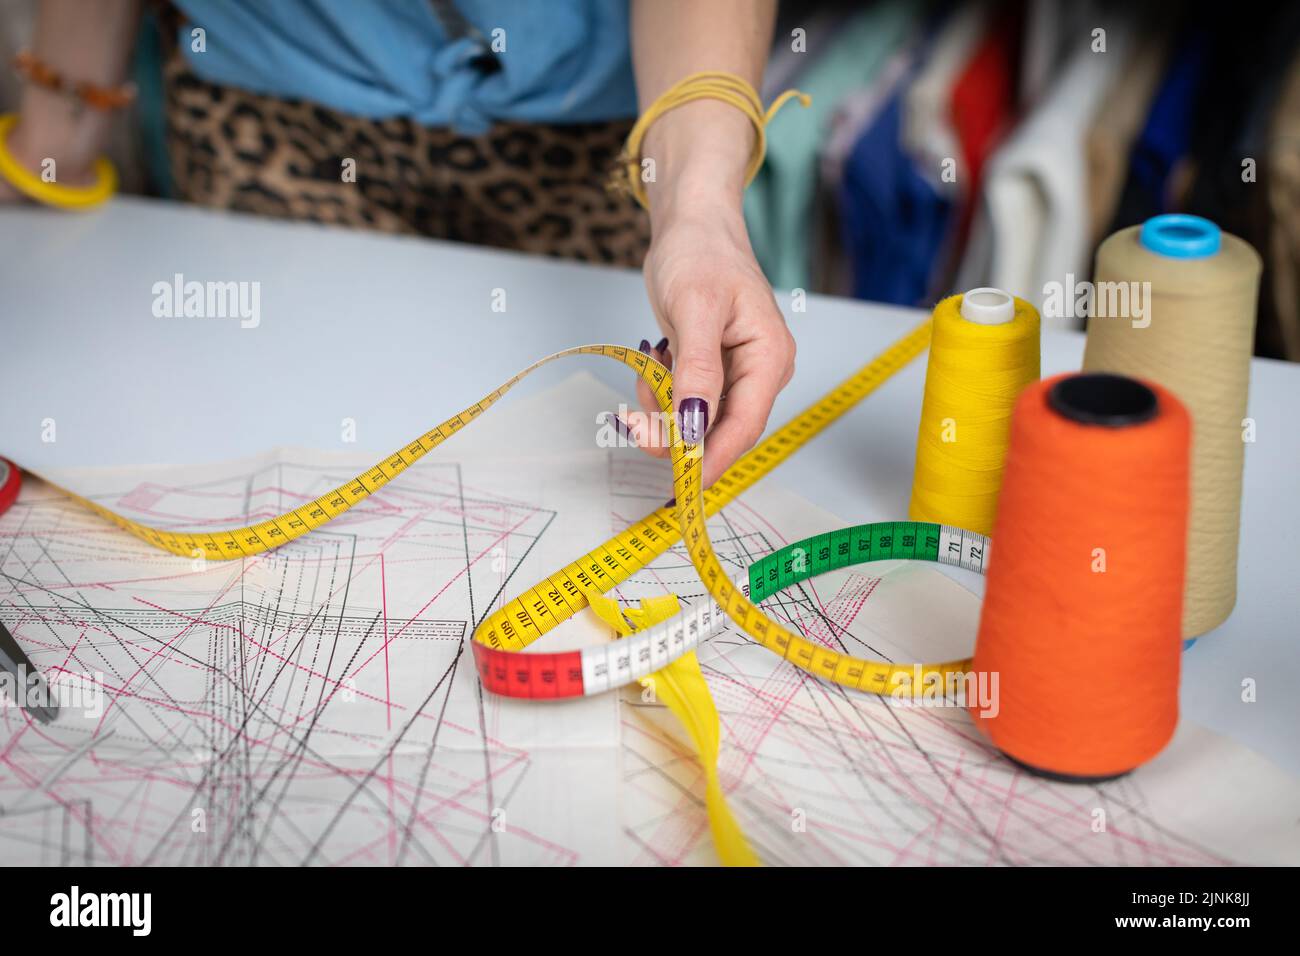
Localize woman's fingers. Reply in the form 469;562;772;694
666;289;728;448
697;309;795;487
631;338;672;457
625;294;794;491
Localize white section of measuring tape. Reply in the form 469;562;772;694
578;576;747;696
576;521;991;699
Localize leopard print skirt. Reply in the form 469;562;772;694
158;18;650;267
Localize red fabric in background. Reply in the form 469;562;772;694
950;4;1023;246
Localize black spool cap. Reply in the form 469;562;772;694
1004;753;1132;785
1048;373;1158;427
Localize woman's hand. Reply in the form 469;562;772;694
634;194;795;488
625;0;786;492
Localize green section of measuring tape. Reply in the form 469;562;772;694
748;521;944;603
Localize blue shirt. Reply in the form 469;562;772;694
171;0;638;133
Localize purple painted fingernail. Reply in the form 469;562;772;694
612;414;634;442
663;497;676;510
678;398;708;444
638;339;652;354
653;337;668;353
601;412;635;442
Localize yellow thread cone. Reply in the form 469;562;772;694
909;291;1040;536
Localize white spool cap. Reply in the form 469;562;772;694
960;287;1015;325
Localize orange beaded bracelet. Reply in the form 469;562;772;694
12;50;136;112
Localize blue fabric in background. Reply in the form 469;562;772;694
839;91;952;305
170;0;638;132
1119;30;1210;219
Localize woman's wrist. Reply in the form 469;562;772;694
5;86;111;186
641;99;755;225
5;0;140;184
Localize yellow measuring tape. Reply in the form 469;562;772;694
21;320;971;864
29;320;968;691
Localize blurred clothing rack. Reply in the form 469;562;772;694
754;0;1300;361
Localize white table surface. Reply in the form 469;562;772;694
3;196;1297;775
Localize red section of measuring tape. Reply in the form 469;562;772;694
475;646;584;699
0;459;20;519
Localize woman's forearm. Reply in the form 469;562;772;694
629;0;777;223
628;1;793;486
10;0;141;180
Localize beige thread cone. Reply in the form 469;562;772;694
1083;224;1261;639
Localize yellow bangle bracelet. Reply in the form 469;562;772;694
0;113;117;210
614;71;810;208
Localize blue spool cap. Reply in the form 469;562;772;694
1141;213;1218;656
1140;214;1221;258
